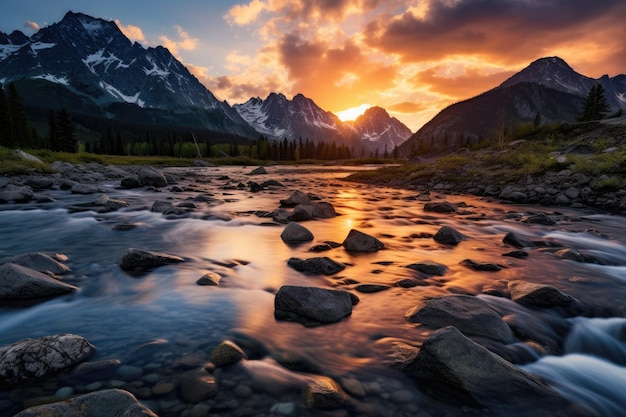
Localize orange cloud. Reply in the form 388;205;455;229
115;20;145;43
414;67;514;99
24;21;40;31
159;25;198;57
388;101;428;114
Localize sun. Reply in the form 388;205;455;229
335;104;372;122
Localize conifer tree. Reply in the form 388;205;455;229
7;83;31;148
56;108;77;152
578;84;611;121
0;85;11;148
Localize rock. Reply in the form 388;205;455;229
292;204;314;221
340;377;366;399
70;183;100;194
287;257;345;275
565;187;580;199
0;263;77;300
136;166;168;187
460;259;502;271
280;190;311;207
196;271;221;286
521;213;556;225
280;222;314;243
270;402;296;416
433;226;464;245
502;250;528;259
180;373;218;404
312;202;337;218
210;340;247;367
152;382;175;396
0;334;95;388
94;195;128;212
193;159;216;167
120;176;142;189
406;260;448;276
423;201;457;213
508;280;573;307
503;232;536;249
498;188;528;202
262;179;283;188
13;388;157;417
405;294;514;343
120;248;184;272
343;229;384;252
354;284;391;293
302;376;347;409
555;248;585;263
14;150;44;164
554;194;571;205
0;184;33;203
248;166;267;175
404;326;573;410
151;200;173;213
24;178;53;190
2;252;70;275
275;286;353;325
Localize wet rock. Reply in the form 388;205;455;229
210;340;247;367
248;181;263;192
196;271;221;286
180;372;219;403
1;252;70;275
193;159;216;167
0;263;77;300
65;359;121;381
272;208;293;224
0;184;33;203
312;202;337;218
354;284;391;293
120;176;142;189
302;376;347;409
120;248;185;272
136;166;168;187
555;248;585;263
94;195;128;212
405;294;514;343
280;222;314;243
503;232;536;249
308;243;333;252
280;190;311;207
248;166;267;175
521;213;556;225
343;229;384;252
14;150;44;164
275;286;353;325
502;250;528;259
151;200;173;213
262;179;283;188
292;204;314;221
498;188;528;202
404;326;573;410
24;178;53;190
508;280;573;307
460;259;502;271
70;183;100;194
287;257;345;275
13;388;157;417
423;201;457;213
433;226;464;245
0;334;95;388
406;260;448;276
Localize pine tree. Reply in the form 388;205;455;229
578;84;611;121
7;83;31;148
56;108;77;152
48;110;59;151
0;85;11;148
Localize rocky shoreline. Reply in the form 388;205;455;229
1;158;624;416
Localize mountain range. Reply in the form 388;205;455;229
400;56;626;155
0;11;411;153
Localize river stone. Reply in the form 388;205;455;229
70;183;100;195
280;190;311;207
521;213;556;225
0;263;77;300
24;178;53;190
281;222;314;242
460;259;502;271
503;232;536;248
248;166;267;175
354;284;391;293
302;376;347;409
137;166;167;187
94;195;128;212
423;201;457;213
287;257;345;275
0;184;33;203
210;340;247;367
312;202;337;218
193;159;216;167
13;388;157;417
275;286;353;325
197;271;221;286
343;229;384;252
2;252;70;275
405;326;570;409
120;248;184;271
120;176;142;189
151;200;173;213
405;294;514;343
555;248;585;262
433;226;464;245
292;204;314;221
0;334;95;388
508;280;573;307
406;260;448;276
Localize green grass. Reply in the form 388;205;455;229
0;147;53;175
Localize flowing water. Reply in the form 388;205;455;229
0;165;625;416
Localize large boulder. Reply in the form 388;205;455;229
136;166;168;187
275;286;354;325
281;222;314;242
405;295;514;343
280;190;311;207
508;280;573;307
13;389;157;417
404;327;583;414
503;232;536;249
433;226;464;245
312;202;337;218
1;252;70;275
120;248;185;272
0;184;33;203
0;263;77;300
0;334;95;388
287;257;345;275
302;376;347;409
343;229;384;252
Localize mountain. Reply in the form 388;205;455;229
234;93;412;154
0;11;257;139
400;56;626;156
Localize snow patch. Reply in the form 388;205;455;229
80;20;105;35
33;74;69;85
143;61;170;77
31;42;56;51
99;81;145;107
83;49;131;74
0;44;22;60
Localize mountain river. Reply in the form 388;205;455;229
0;165;625;417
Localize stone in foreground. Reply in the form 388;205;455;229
508;280;573;307
303;376;347;409
406;260;448;276
343;229;384;252
120;248;184;272
0;334;95;388
275;286;353;325
210;340;247;367
405;294;514;343
433;226;464;245
0;263;77;300
13;388;157;417
287;257;345;275
281;222;314;243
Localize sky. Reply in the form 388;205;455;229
1;0;625;132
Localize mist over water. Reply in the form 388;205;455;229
1;165;625;416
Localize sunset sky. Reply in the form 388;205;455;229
1;0;625;131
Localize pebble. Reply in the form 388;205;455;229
234;384;253;398
152;382;175;396
270;402;295;416
190;403;212;417
85;382;103;391
117;364;143;381
54;386;74;398
391;389;414;403
143;373;161;384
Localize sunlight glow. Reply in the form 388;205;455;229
336;103;372;121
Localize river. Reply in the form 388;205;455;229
0;165;625;416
